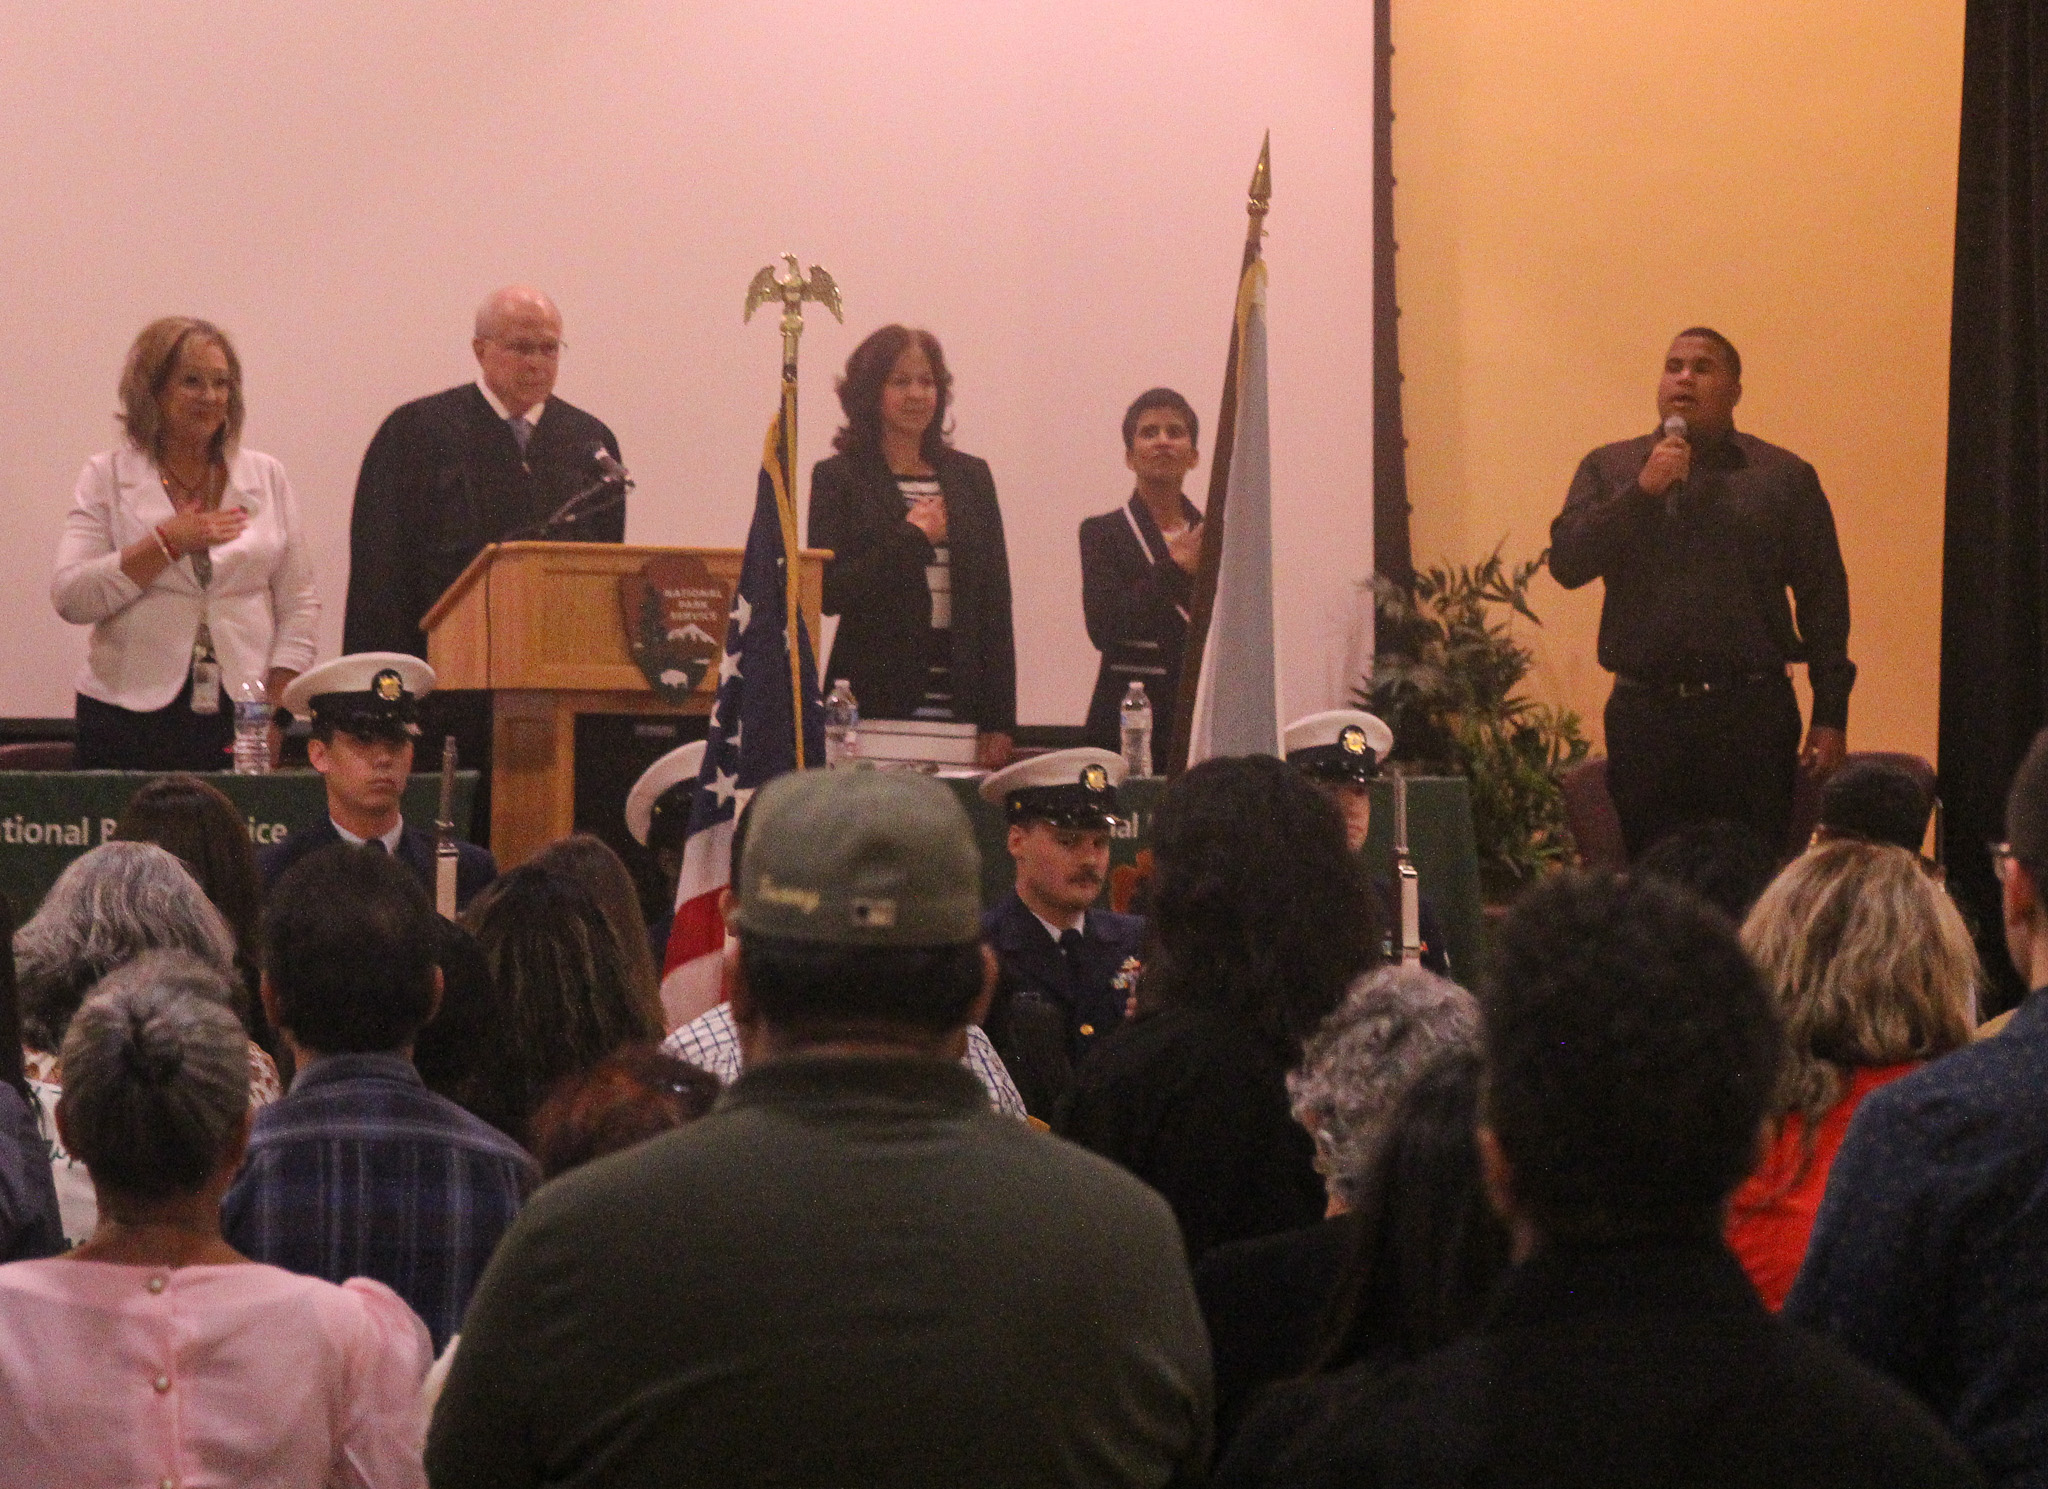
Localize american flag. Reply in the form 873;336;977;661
658;413;825;1026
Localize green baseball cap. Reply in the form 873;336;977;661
737;768;982;946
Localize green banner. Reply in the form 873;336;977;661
0;770;479;917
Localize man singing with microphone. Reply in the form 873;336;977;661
1551;327;1854;860
342;284;627;661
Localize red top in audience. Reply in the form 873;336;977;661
1726;1061;1919;1310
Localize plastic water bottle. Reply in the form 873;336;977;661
824;679;859;767
231;679;271;775
1120;680;1154;779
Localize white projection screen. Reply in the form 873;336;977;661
0;1;1376;731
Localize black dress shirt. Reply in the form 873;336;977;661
1550;428;1855;728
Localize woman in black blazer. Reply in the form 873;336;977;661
808;325;1015;768
1078;388;1206;768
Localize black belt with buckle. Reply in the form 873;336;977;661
1614;668;1786;700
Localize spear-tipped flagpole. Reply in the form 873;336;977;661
744;254;843;767
1167;134;1271;776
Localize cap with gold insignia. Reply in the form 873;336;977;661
625;740;708;849
738;768;982;947
1284;709;1394;784
280;652;435;741
977;747;1127;829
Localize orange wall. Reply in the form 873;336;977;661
1389;3;1965;763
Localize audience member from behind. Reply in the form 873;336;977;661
113;773;276;1053
16;840;280;1245
1786;728;2048;1485
1061;754;1379;1259
1282;871;1981;1488
1730;840;1977;1308
1632;816;1781;924
529;1044;720;1182
527;833;666;1035
1214;1050;1511;1488
662;791;1028;1115
408;917;500;1119
222;845;535;1351
0;956;429;1488
429;769;1211;1489
459;863;664;1144
0;894;62;1261
1197;966;1482;1448
1814;755;1936;855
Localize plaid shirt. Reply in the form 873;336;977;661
663;1005;1030;1119
221;1051;536;1351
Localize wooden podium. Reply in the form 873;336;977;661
421;542;828;868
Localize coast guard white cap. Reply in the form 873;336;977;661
625;740;708;847
281;653;436;736
979;747;1127;828
1283;709;1394;783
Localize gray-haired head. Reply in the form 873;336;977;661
14;841;238;1054
1288;965;1482;1211
57;952;250;1201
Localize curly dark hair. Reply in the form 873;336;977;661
1483;870;1784;1241
1140;755;1379;1056
831;324;953;462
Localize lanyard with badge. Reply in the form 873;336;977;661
187;546;221;715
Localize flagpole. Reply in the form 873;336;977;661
745;254;843;768
1166;134;1272;776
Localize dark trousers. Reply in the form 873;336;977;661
1604;673;1802;861
74;674;233;771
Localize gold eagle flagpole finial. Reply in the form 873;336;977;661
744;253;844;766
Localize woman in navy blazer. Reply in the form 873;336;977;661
807;325;1015;768
52;318;319;770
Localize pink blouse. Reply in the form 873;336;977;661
0;1259;429;1488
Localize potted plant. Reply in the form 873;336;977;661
1362;546;1590;903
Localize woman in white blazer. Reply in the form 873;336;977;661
52;318;319;769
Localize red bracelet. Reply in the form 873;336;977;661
153;524;180;562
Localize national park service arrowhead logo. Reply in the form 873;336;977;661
619;554;733;703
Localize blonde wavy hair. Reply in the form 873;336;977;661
116;316;244;464
1741;838;1977;1139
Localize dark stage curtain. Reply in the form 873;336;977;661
1938;0;2048;1014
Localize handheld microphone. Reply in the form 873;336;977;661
1662;414;1688;517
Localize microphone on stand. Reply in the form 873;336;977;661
1661;413;1688;518
503;447;635;541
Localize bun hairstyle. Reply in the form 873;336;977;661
57;953;250;1201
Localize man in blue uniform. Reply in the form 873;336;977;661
1285;709;1450;976
258;652;497;910
979;748;1145;1117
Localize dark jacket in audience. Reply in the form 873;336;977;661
1786;989;2048;1487
1061;1002;1325;1260
0;1084;62;1263
1259;1238;1984;1489
1197;1214;1360;1443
